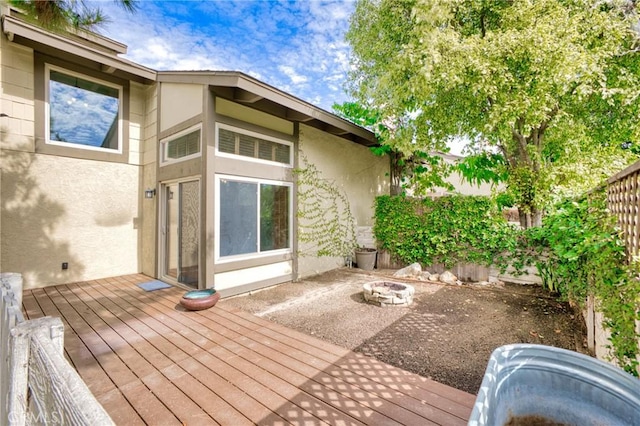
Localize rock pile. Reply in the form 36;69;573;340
392;262;461;285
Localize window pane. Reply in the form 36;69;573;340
238;134;257;157
258;140;274;161
275;143;290;164
49;70;120;149
260;184;290;251
218;127;291;165
219;180;258;256
166;129;200;160
218;128;236;154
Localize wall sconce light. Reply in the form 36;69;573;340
144;188;156;199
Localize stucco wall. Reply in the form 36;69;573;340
160;83;202;132
1;153;140;288
297;124;389;278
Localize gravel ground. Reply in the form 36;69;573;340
220;267;588;394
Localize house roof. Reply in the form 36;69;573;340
157;71;377;147
1;10;377;147
1;13;156;83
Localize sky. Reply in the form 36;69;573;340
98;0;356;112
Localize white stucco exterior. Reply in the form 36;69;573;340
297;124;389;279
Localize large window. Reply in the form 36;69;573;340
218;176;291;259
46;65;122;152
217;124;292;166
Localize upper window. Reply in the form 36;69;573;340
217;124;292;166
161;126;201;164
46;65;122;152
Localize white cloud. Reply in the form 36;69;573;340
99;0;357;110
279;65;308;84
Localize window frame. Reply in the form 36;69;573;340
215;174;293;263
160;124;202;165
215;123;293;167
44;63;124;154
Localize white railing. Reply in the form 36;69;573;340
1;273;113;425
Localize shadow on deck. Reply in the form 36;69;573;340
22;274;474;425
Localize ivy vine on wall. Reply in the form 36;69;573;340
294;154;358;259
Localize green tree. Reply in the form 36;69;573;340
333;101;453;196
347;0;640;227
9;0;137;31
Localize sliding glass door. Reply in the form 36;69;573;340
163;180;200;288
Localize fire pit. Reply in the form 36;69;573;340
363;281;415;307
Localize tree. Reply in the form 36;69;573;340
333;101;453;196
9;0;137;31
347;0;640;227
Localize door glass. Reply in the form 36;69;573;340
164;181;199;287
179;181;199;286
166;184;179;280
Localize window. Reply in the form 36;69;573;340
46;65;122;152
218;176;291;259
217;125;292;165
161;126;201;164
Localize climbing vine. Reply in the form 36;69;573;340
294;154;357;259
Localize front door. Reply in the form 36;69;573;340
162;179;200;288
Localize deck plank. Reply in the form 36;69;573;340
23;274;475;425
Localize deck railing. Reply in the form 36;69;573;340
0;273;113;425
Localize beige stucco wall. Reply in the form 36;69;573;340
0;31;152;288
297;124;389;278
1;154;140;288
160;83;202;132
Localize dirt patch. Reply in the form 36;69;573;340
220;268;588;394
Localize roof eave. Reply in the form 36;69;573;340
157;71;378;147
2;14;156;83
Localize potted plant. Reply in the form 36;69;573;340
355;247;377;270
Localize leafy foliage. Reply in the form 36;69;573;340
333;101;454;196
374;191;640;374
294;155;357;259
347;0;640;226
527;189;640;375
9;0;137;31
374;195;517;268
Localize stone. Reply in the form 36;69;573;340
428;274;440;282
418;271;432;281
393;263;422;278
440;271;458;284
362;281;415;307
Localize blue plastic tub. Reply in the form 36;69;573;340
468;344;640;426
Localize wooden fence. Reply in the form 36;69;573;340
0;273;113;425
607;161;640;261
604;161;640;372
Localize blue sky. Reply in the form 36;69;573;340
99;0;356;112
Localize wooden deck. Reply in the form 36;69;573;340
22;274;475;425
